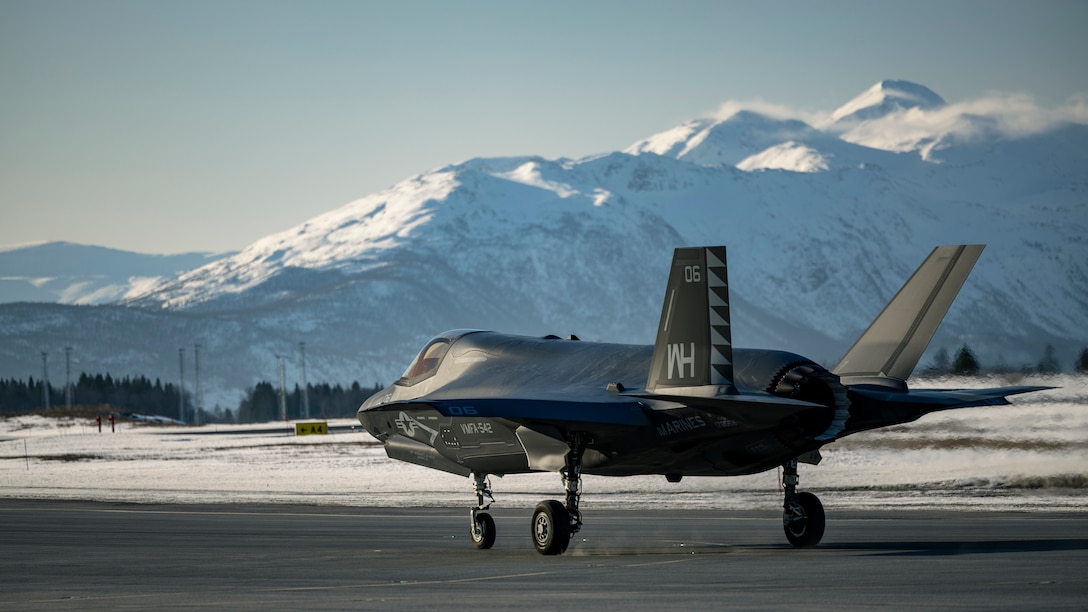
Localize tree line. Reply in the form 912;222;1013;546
0;373;381;424
925;344;1088;376
236;381;381;423
0;373;188;419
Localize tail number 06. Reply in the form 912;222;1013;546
684;265;701;283
447;406;478;416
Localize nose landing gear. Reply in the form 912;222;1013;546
469;472;496;549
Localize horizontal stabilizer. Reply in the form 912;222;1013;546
834;245;984;386
851;385;1054;409
837;384;1055;438
625;390;828;431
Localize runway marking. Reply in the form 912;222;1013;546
624;559;693;568
16;570;568;605
277;571;559;589
0;505;445;520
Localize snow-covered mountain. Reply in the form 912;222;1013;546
830;79;947;123
0;242;228;305
2;81;1085;411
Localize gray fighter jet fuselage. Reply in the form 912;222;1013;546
360;335;848;478
358;245;1048;554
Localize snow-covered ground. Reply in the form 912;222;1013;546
2;375;1085;513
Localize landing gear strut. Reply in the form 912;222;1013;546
469;472;496;549
781;458;825;546
531;432;586;555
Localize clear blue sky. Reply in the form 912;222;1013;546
2;0;1085;254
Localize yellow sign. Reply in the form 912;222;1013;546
295;422;328;436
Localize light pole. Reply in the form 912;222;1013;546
276;354;288;422
299;342;310;419
41;352;50;410
65;346;73;409
193;343;202;425
179;348;186;423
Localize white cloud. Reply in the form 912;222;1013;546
630;88;1088;166
945;92;1088;136
709;91;1088;148
828;92;1088;155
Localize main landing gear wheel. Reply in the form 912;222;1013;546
471;512;496;550
530;432;587;555
783;491;825;547
532;500;571;555
780;458;824;546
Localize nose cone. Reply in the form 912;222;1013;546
358;385;393;418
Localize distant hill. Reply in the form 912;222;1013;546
0;242;229;305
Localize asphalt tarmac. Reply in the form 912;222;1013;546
1;500;1085;610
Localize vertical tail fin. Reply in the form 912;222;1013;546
833;244;984;388
646;246;735;395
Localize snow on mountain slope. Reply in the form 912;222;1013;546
736;141;831;172
128;170;463;309
1;81;1085;407
626;111;821;167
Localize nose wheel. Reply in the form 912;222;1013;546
469;473;496;550
471;511;496;549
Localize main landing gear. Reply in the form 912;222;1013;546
531;432;585;555
468;433;587;555
781;458;825;546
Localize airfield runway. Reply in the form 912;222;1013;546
1;500;1085;610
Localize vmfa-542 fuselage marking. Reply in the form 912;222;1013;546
358;245;1048;555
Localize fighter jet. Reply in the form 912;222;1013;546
357;245;1047;554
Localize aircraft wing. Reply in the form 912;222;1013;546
365;396;653;427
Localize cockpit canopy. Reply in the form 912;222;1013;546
396;330;482;386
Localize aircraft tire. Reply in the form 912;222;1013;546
471;512;496;549
784;491;825;547
531;500;570;555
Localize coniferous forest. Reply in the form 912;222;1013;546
0;373;380;424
